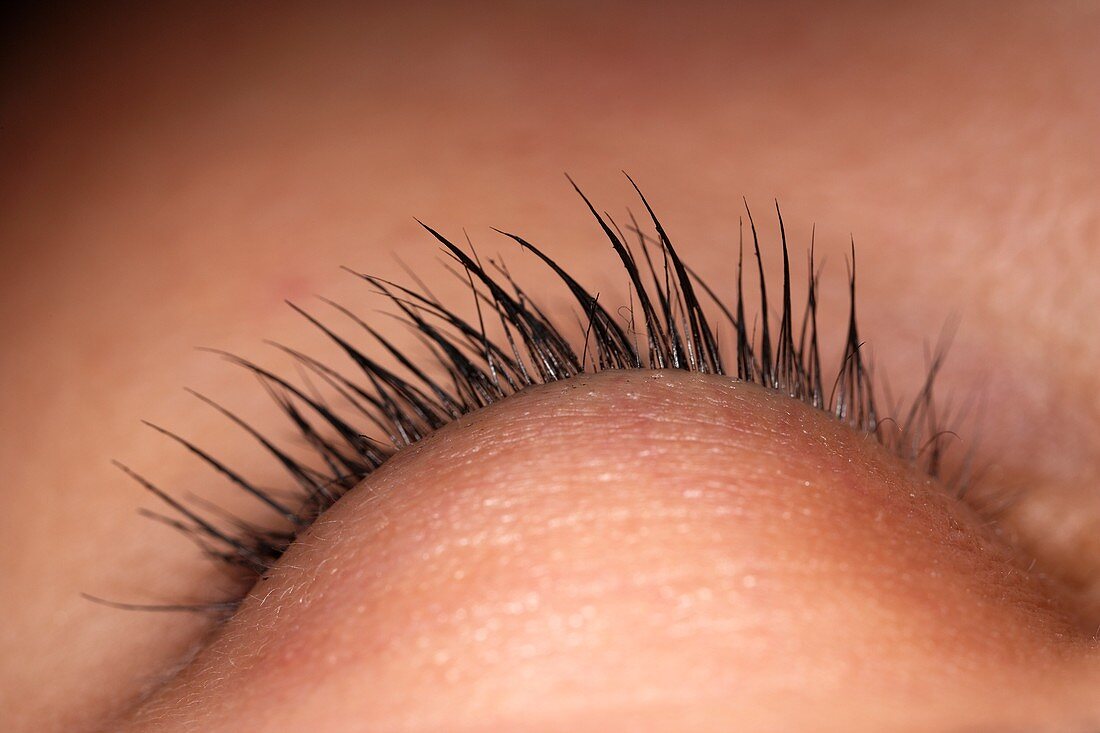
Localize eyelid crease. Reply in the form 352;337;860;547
113;176;967;615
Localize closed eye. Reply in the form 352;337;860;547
106;179;1100;732
112;179;960;611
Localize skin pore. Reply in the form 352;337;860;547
2;2;1100;731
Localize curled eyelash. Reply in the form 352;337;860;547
99;175;970;616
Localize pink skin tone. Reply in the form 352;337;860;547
2;2;1100;731
117;373;1099;732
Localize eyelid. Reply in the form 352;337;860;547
116;370;1093;733
121;186;970;617
106;183;1100;731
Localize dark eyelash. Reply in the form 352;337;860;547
95;175;969;616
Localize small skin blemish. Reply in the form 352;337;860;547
274;274;313;304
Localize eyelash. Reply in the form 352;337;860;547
104;175;967;616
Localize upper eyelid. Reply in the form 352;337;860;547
113;181;961;615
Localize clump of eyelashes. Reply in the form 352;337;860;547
100;176;970;615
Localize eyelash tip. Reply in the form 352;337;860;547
120;183;980;614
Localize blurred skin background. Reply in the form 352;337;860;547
1;1;1099;731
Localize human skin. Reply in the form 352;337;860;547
114;372;1100;732
2;1;1100;731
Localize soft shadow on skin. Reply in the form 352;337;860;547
115;373;1100;733
2;3;1099;732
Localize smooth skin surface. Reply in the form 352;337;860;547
118;372;1099;732
2;1;1099;731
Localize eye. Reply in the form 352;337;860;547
104;180;1100;731
107;180;942;611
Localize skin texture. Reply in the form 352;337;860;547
117;372;1099;732
1;1;1099;731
